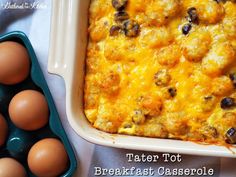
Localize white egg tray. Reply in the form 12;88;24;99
48;0;236;158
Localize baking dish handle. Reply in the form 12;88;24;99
48;0;79;80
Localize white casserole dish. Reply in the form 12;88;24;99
48;0;236;158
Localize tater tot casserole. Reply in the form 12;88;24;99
84;0;236;146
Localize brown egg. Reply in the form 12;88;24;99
0;114;8;146
0;158;27;177
28;138;69;177
0;41;30;85
9;90;49;131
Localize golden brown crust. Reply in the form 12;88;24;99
84;0;236;145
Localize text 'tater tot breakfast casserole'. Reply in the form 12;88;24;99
84;0;236;146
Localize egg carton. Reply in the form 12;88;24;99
0;31;77;177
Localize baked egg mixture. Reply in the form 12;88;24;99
84;0;236;145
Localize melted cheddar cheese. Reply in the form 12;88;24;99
84;0;236;145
